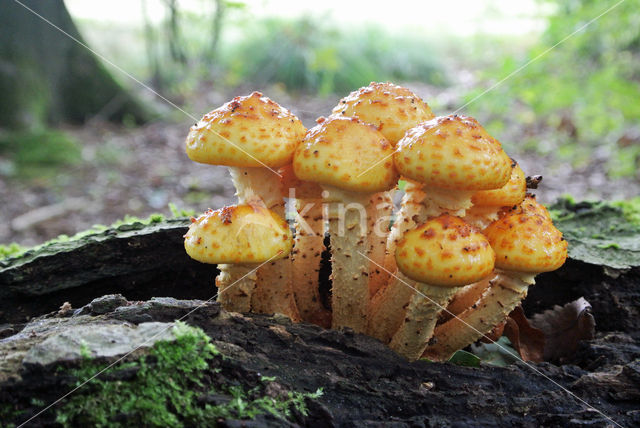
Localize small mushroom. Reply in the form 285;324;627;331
185;92;305;321
385;215;495;360
184;205;294;312
444;162;528;319
293;116;397;332
464;162;527;229
423;202;567;361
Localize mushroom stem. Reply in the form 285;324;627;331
215;264;258;312
291;198;330;326
440;274;494;322
422;270;534;361
368;180;466;340
367;191;395;297
227;166;300;321
389;284;458;360
420;186;475;218
324;186;371;332
378;181;427;293
367;272;418;343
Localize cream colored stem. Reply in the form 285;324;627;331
378;182;426;294
228;166;300;321
367;191;395;297
325;187;371;333
441;274;495;322
291;199;329;325
367;272;417;344
215;264;257;312
422;270;534;361
389;284;458;360
421;186;474;218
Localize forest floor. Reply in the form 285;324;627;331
2;83;639;247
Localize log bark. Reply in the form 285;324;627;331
0;295;638;427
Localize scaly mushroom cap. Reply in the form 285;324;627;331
395;115;512;190
185;92;306;168
330;82;435;144
518;194;552;220
278;164;323;199
293;116;397;193
184;204;293;264
483;211;567;273
471;162;526;206
395;214;496;287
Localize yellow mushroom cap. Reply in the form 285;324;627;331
471;162;526;207
395;115;512;190
395;215;496;287
483;212;567;273
518;195;552;220
293;116;397;193
184;204;293;264
278;164;323;199
330;82;435;144
185;92;306;168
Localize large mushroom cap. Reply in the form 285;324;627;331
293;116;397;193
471;162;526;207
483;211;567;273
184;204;293;264
330;82;435;144
395;115;512;190
185;92;306;168
395;214;495;287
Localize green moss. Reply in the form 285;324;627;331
611;197;640;227
0;242;25;259
0;130;81;178
0;204;195;262
548;197;640;269
50;322;321;427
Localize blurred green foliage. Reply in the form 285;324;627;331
465;0;640;178
0;130;81;178
220;17;446;94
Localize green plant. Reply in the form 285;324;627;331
221;17;445;95
0;130;81;178
465;0;640;177
48;322;322;427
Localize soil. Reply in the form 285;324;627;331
2;84;639;248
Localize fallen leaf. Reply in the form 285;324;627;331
502;306;545;363
447;350;481;367
530;297;596;362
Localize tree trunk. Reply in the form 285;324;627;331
0;0;149;130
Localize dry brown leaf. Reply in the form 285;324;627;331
530;297;596;362
503;306;545;362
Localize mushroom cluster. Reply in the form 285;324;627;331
183;83;568;361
